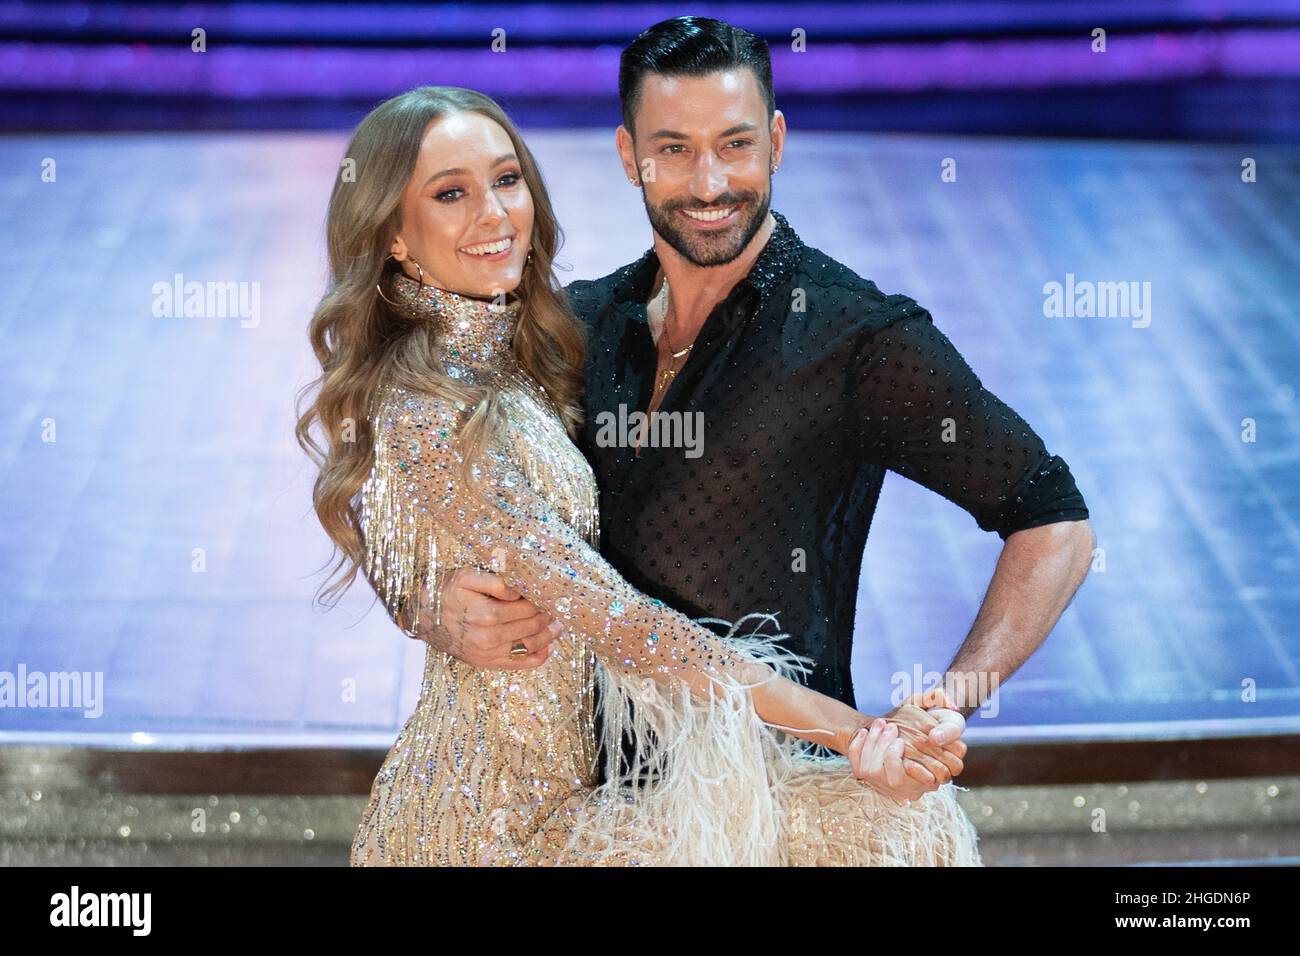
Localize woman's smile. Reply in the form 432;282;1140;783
459;234;517;260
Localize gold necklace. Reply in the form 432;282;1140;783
652;275;693;393
637;277;692;458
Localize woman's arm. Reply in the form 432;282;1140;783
362;384;872;755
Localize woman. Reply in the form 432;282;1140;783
296;86;982;866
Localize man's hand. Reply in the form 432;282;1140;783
847;718;935;805
883;688;969;786
409;568;559;669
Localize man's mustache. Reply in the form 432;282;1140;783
662;194;757;212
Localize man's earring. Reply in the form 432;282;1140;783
629;176;639;186
771;162;780;174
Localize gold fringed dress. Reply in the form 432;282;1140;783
349;272;983;867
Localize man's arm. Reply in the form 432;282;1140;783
853;298;1094;717
407;568;560;670
942;518;1096;718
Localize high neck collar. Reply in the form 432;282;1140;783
385;270;523;379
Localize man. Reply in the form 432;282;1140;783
404;17;1095;791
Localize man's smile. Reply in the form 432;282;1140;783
678;204;740;230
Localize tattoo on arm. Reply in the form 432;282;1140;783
420;607;469;660
448;610;468;660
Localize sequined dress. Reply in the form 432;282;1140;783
349;272;983;866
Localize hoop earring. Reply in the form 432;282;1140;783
375;255;425;308
375;280;400;308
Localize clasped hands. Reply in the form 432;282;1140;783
410;570;969;806
847;688;969;806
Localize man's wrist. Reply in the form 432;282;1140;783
429;567;452;629
836;715;875;755
394;596;417;636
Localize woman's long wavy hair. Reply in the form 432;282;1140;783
294;86;587;614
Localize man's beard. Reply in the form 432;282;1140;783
642;187;771;268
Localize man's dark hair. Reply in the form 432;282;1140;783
619;16;775;137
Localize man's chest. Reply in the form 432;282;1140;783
580;316;861;509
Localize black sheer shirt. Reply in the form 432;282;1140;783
564;209;1089;708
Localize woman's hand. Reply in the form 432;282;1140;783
885;704;966;784
847;718;936;806
883;689;969;785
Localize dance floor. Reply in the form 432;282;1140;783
1;128;1298;754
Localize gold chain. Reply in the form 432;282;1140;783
652;275;692;394
636;275;693;458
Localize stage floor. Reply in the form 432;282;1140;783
1;129;1298;751
5;776;1299;867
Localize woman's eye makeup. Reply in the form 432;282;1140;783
433;171;522;203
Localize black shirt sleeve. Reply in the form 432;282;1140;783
852;301;1089;540
561;278;599;335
